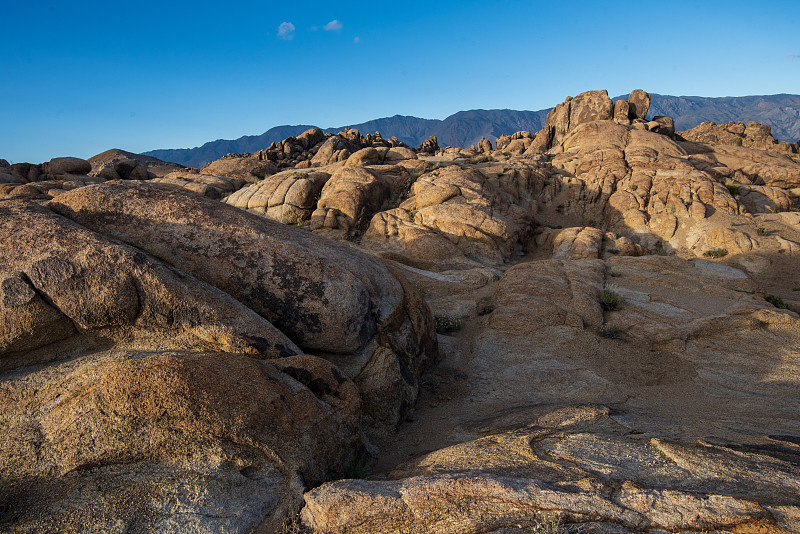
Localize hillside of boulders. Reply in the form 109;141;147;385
2;89;800;534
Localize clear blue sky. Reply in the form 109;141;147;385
2;0;799;163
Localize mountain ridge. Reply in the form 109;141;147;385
144;93;800;167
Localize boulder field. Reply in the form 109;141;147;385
2;89;800;533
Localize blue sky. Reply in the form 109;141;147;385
2;0;799;163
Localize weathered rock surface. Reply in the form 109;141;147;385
363;165;538;268
0;199;298;371
679;120;799;155
303;406;800;534
225;169;331;223
151;170;245;199
302;252;800;533
49;181;436;433
2;349;361;533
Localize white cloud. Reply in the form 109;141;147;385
324;19;342;31
353;37;360;43
277;22;295;40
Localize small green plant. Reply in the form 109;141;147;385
599;284;623;311
608;266;622;277
496;171;504;177
631;184;638;191
703;248;728;258
756;227;767;236
407;209;418;220
764;294;790;310
468;155;494;164
546;224;563;230
174;175;188;181
292;172;309;179
478;305;494;316
725;182;741;197
410;172;422;180
426;162;441;172
434;313;461;334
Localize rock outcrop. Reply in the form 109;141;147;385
201;128;412;180
1;181;437;531
303;406;800;534
5;86;800;534
49;182;436;433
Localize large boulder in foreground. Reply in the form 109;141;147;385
0;199;298;371
49;181;436;431
1;182;437;531
1;350;361;533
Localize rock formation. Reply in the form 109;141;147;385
3;88;800;534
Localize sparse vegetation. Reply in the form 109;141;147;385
546;224;563;230
631;184;638;191
703;248;728;258
478;305;494;316
279;512;308;534
529;518;569;534
725;182;741;197
496;171;504;177
426;162;441;172
764;294;790;310
599;284;623;311
597;325;624;340
410;172;422;180
434;313;461;334
407;209;418;220
608;266;622;277
756;227;767;235
293;172;309;179
654;245;671;256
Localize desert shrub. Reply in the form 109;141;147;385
725;182;741;197
756;227;767;235
530;518;569;533
468;155;494;164
599;285;623;311
703;248;728;258
478;305;494;316
764;294;790;310
597;325;624;339
434;313;461;334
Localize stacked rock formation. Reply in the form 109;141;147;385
4;87;800;534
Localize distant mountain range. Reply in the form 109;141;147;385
144;93;800;168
